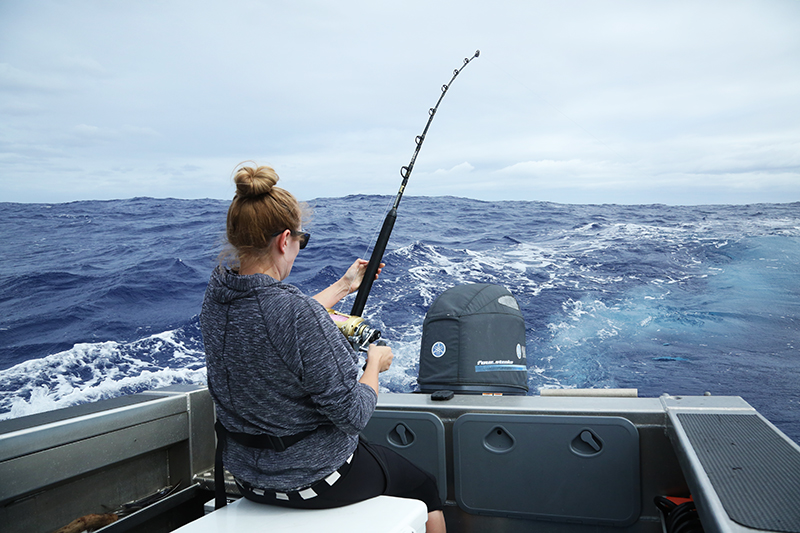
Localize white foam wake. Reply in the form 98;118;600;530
0;329;207;420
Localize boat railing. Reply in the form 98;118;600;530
0;384;215;533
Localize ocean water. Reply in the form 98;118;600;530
1;197;798;443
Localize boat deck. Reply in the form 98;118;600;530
1;385;799;533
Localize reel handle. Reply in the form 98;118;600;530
362;338;388;370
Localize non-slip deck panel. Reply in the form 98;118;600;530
678;413;800;533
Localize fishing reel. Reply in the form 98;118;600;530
327;309;381;351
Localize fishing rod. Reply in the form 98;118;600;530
349;50;480;318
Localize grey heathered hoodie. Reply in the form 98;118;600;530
200;266;378;490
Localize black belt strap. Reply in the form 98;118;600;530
225;425;315;452
213;421;315;509
214;422;227;510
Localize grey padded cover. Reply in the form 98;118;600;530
418;284;528;395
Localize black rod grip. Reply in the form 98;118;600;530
350;208;397;316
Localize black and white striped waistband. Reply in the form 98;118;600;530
237;451;354;502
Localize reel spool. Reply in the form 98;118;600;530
328;309;381;351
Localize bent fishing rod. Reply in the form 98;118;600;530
350;50;480;318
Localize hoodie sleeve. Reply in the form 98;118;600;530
272;293;377;435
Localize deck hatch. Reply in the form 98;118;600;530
362;410;447;502
677;413;800;533
453;413;640;525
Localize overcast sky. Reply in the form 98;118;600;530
1;1;799;205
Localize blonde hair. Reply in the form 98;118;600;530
223;163;310;266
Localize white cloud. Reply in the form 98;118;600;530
498;160;597;177
432;162;474;176
0;0;798;204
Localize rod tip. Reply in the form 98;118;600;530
475;50;480;57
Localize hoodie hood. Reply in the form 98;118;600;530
204;265;286;306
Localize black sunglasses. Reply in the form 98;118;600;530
272;229;311;250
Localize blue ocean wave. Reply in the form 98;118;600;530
0;198;798;443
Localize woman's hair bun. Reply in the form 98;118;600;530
224;161;308;265
233;164;279;198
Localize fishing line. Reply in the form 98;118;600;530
350;50;480;317
329;50;480;352
354;51;482;287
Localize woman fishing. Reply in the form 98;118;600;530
200;163;445;532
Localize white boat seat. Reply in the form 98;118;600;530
172;495;428;533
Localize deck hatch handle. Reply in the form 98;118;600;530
388;423;415;447
484;426;515;453
571;429;604;456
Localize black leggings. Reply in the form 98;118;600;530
238;439;443;512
